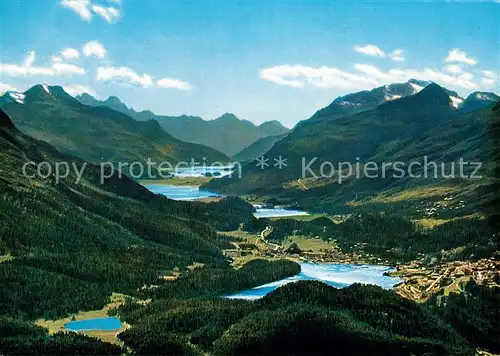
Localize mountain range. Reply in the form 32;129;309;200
306;79;497;124
206;81;499;213
0;85;229;167
76;93;290;157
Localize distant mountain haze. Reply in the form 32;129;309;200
76;94;290;157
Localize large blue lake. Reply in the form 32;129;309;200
65;317;122;332
225;262;402;300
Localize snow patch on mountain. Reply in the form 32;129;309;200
2;91;26;104
409;82;425;93
475;92;495;101
384;94;402;101
450;96;464;108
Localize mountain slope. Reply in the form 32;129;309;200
75;94;290;156
233;134;287;162
1;85;229;166
460;91;500;113
206;83;497;213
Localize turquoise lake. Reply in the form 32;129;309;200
144;184;221;201
225;262;402;300
171;165;235;178
253;207;309;218
65;317;122;332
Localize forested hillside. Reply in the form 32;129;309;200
115;280;474;355
0;108;255;323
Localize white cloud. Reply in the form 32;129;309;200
64;84;96;97
445;64;463;75
0;82;19;94
157;78;192;90
96;66;153;87
60;0;92;21
445;49;478;65
59;0;120;23
52;56;63;63
260;61;495;93
96;66;192;90
479;71;497;88
82;40;106;58
353;44;385;57
260;65;379;90
23;51;36;68
481;78;495;86
92;4;119;23
0;51;85;77
482;70;497;79
61;48;80;60
52;62;86;75
389;49;405;62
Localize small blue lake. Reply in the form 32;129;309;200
144;184;222;201
253;207;309;219
171;165;235;178
65;317;122;332
225;262;402;300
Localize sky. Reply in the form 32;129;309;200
1;1;499;127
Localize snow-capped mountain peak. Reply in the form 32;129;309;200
41;84;50;95
1;91;26;104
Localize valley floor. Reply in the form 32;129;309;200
220;230;500;304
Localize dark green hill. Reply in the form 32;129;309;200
75;94;290;156
1;85;229;167
116;280;473;355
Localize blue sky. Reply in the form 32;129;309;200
1;1;499;127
